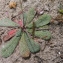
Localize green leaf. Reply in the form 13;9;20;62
26;14;51;28
0;18;19;27
19;33;30;58
59;9;63;14
35;30;51;40
0;29;21;58
24;8;36;25
25;32;40;53
35;14;51;27
27;28;51;40
26;29;32;33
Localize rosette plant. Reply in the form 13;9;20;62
0;8;51;58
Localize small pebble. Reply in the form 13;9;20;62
36;8;44;15
58;52;61;55
53;21;59;24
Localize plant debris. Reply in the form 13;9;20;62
9;1;17;9
3;29;17;42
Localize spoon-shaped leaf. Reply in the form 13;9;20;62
0;18;19;27
25;32;40;53
27;29;51;40
19;33;30;58
24;8;36;25
0;29;21;58
35;30;51;40
35;14;51;27
26;14;51;28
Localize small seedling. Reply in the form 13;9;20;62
0;1;51;58
59;3;63;14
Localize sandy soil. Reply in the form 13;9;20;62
0;0;63;63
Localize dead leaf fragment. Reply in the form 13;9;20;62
9;1;17;9
3;29;17;42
